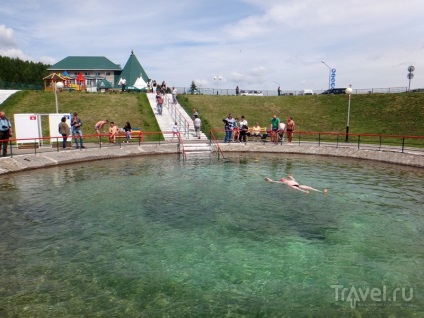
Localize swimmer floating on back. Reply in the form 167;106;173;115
265;175;328;194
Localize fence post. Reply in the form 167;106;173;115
318;133;321;146
379;135;382;150
56;137;59;152
402;137;405;153
9;140;12;158
336;134;339;148
358;135;360;149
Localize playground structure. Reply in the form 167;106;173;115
43;72;88;92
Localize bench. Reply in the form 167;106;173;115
109;129;144;143
245;129;284;143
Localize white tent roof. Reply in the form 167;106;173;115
133;76;147;89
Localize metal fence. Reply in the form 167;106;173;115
0;132;175;158
209;129;424;156
177;86;410;96
0;81;414;96
0;81;44;90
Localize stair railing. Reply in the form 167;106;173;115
177;131;187;160
163;94;190;139
209;129;225;160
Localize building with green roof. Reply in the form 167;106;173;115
47;52;149;90
48;56;121;88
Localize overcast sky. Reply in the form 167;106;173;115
1;0;423;91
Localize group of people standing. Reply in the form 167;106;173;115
57;112;86;149
155;85;178;116
94;119;132;144
57;113;133;149
223;113;295;144
270;115;295;144
148;80;170;96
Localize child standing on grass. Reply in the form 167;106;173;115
171;122;179;142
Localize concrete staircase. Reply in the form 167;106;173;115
146;93;211;154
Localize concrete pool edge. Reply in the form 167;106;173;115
0;144;179;175
220;143;424;168
0;142;423;175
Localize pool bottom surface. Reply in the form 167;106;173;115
0;153;423;317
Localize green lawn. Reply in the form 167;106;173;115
178;93;424;135
1;90;162;142
178;93;424;145
2;90;424;144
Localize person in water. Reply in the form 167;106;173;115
265;175;328;194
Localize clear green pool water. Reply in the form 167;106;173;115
0;153;423;317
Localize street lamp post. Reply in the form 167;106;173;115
321;61;331;90
55;81;64;113
214;76;221;95
345;85;353;142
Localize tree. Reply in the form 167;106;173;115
0;55;49;88
189;80;197;94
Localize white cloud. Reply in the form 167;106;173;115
0;24;17;48
0;48;30;61
1;0;424;90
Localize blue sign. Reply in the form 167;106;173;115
330;68;336;88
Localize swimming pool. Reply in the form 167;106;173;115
0;153;423;316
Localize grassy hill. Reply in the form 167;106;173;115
178;93;424;136
1;90;161;142
2;90;424;143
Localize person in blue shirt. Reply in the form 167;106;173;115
0;111;13;156
71;112;85;149
223;113;236;143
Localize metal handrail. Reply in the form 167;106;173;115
209;130;225;159
163;94;190;139
2;130;424;159
177;131;187;160
207;128;424;155
0;131;162;157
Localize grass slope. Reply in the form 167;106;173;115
179;93;424;136
1;91;162;142
2;91;423;142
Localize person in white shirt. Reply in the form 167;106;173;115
193;115;202;139
278;121;286;142
238;115;248;142
171;122;179;141
172;87;178;104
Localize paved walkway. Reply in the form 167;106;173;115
1;89;423;173
146;93;211;154
146;93;208;141
0;89;20;104
1;140;423;175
